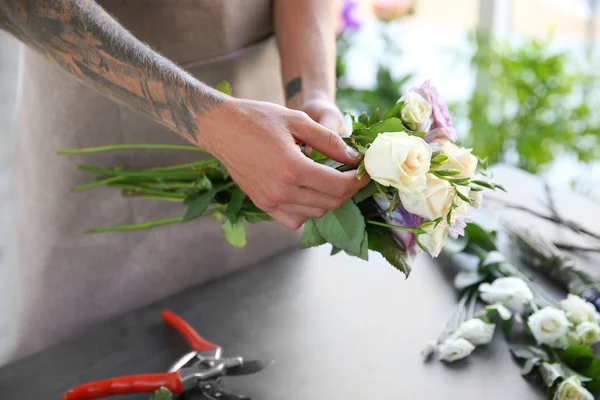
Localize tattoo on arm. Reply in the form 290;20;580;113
285;77;302;101
0;0;223;143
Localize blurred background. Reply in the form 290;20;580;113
336;0;600;198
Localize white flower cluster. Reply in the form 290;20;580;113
364;91;483;257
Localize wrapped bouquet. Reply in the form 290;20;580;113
61;80;502;277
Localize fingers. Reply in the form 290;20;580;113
290;116;360;165
268;209;306;231
297;160;371;197
277;204;328;219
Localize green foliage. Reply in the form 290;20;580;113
366;225;411;277
560;345;600;394
222;218;246;247
461;34;600;174
313;200;366;256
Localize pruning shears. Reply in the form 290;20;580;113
62;310;267;400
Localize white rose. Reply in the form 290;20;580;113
452;318;496;345
438;338;475;362
400;174;454;219
528;307;571;345
399;91;433;132
417;221;449;258
364;132;432;194
438;139;478;179
560;294;597;325
575;322;600;345
554;376;594;400
478;277;534;313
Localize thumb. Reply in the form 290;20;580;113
318;109;346;135
293;120;360;165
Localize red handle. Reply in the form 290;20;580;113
161;310;218;352
61;372;183;400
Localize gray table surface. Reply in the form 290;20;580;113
1;165;599;400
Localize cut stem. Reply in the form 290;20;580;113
58;144;206;154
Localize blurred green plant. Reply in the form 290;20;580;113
461;34;600;174
335;25;413;114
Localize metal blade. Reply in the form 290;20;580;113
198;381;251;400
226;359;272;376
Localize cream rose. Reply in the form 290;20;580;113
528;307;571;345
452;318;496;345
438;338;475;362
400;174;454;220
364;132;432;193
560;294;598;325
554;376;594;400
478;277;534;313
417;221;449;258
575;322;600;345
438;139;478;179
400;91;433;132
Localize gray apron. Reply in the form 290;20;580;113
13;0;299;359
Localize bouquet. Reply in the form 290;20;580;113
61;80;502;277
425;223;600;399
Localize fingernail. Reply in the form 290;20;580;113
346;145;361;159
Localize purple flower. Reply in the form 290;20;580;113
374;194;423;258
339;1;363;33
412;80;457;142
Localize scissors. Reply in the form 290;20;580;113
62;310;268;399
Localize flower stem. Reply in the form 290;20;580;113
84;217;187;233
58;144;206;154
71;176;123;192
109;183;186;198
77;165;199;180
148;160;218;172
136;195;185;203
367;220;424;234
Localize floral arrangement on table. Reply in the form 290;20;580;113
61;80;502;277
424;223;600;400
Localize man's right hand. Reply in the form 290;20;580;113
195;98;370;230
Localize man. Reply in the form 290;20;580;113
0;0;368;360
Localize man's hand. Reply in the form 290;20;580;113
300;99;348;137
196;98;369;230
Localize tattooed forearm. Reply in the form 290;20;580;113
285;77;302;101
0;0;223;143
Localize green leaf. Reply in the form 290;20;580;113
352;118;406;146
435;169;461;177
222;218;246;247
464;223;497;252
502;316;515;338
369;108;381;126
456;189;473;204
243;211;272;223
300;219;327;248
358;112;369;126
215;81;233;96
356;162;367;180
384;101;404;119
310;150;328;163
149;388;173;400
344;231;369;261
219;163;229;179
352;121;366;131
224;187;246;224
314;200;366;255
353;181;378;204
331;246;343;255
367;225;411;277
184;190;217;221
196;175;213;190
